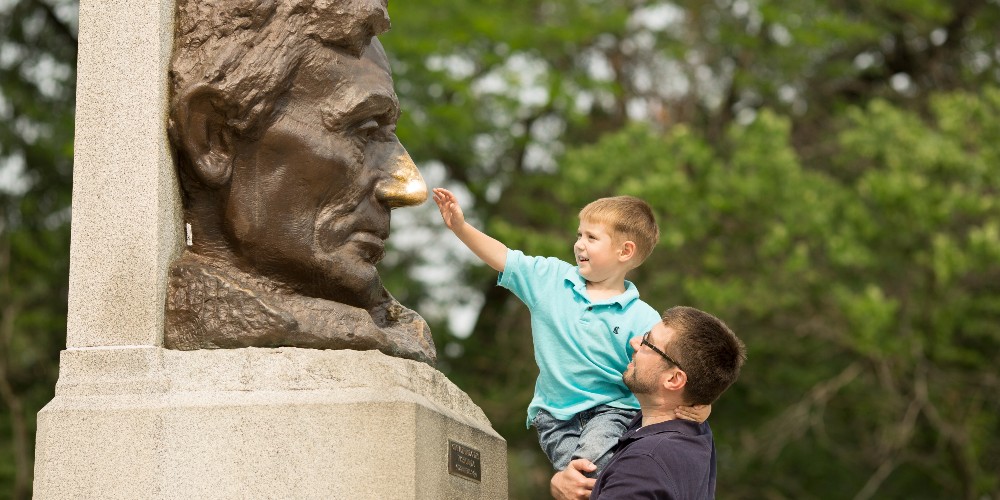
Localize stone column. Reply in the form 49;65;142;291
33;1;507;498
66;0;181;350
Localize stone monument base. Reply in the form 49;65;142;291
34;347;507;499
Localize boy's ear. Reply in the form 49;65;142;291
618;240;637;262
173;84;236;188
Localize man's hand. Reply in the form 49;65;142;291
675;404;712;423
550;459;597;500
432;187;466;231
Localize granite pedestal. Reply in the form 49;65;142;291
35;347;506;499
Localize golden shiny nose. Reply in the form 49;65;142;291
375;140;428;208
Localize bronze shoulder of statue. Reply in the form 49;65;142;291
164;0;436;364
164;253;435;364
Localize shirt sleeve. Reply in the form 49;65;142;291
496;249;571;308
593;452;676;500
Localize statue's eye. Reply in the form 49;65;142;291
357;119;380;137
355;120;379;141
355;118;394;143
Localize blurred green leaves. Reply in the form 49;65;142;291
0;1;76;498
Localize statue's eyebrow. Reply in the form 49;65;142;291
320;92;399;130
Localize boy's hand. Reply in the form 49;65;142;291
432;188;466;231
431;187;509;272
675;404;712;423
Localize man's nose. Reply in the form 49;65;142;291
374;139;427;208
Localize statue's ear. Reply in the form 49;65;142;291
173;84;235;188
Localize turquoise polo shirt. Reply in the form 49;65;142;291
498;249;662;427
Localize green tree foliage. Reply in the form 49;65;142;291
381;1;1000;497
0;0;77;498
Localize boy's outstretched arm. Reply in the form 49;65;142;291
432;188;508;272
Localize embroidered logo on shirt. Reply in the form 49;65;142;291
613;326;620;335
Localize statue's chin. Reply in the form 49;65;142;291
243;253;386;311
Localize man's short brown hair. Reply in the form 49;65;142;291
578;196;659;268
662;306;746;405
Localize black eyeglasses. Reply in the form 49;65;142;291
641;331;683;370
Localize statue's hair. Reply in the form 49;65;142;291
168;0;390;142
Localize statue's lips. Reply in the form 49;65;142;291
348;231;386;264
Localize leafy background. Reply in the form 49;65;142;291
2;0;999;498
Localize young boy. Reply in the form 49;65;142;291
432;188;706;474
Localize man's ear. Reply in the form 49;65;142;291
661;368;687;393
173;84;235;188
618;240;637;262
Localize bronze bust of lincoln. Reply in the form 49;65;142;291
164;0;435;364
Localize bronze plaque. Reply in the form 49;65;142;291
447;440;481;482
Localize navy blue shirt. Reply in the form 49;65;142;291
591;413;716;499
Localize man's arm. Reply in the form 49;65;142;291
550;459;597;500
432;188;508;272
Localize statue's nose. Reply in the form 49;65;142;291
374;139;427;208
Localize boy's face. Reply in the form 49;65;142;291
574;219;628;282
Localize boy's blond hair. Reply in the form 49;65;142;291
578;196;660;268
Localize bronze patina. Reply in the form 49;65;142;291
164;0;435;364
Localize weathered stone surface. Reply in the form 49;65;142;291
67;0;181;348
35;348;507;499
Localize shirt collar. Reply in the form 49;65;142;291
563;268;641;308
626;418;708;442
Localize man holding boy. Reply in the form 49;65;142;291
433;188;706;475
551;306;747;499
